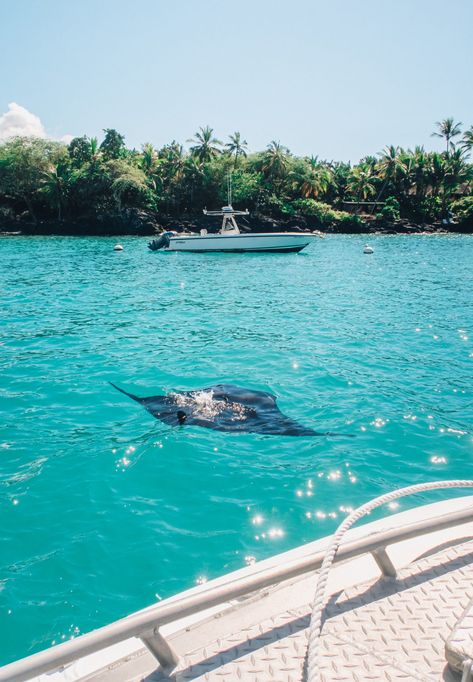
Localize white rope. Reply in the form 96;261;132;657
307;479;473;682
462;658;473;682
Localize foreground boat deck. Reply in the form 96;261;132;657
150;539;472;681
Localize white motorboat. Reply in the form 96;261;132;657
148;206;318;253
3;480;473;682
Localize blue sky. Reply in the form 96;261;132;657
1;0;472;162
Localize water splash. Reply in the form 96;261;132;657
169;389;249;421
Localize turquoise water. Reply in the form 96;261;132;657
1;234;472;665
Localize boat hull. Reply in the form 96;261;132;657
166;232;314;253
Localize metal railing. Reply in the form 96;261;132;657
1;499;473;682
306;480;473;682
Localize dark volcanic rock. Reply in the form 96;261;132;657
1;209;471;237
1;209;161;236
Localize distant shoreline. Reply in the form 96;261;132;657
1;212;471;237
1;125;471;239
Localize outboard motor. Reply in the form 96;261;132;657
148;233;171;251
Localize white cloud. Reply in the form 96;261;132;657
0;102;46;140
0;102;74;144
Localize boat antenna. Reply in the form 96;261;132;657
227;173;232;207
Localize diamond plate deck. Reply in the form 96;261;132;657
151;540;473;681
446;596;473;674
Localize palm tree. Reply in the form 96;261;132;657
359;155;378;170
408;146;429;199
140;143;158;175
397;149;417;200
461;125;473;154
377;146;403;180
159;141;184;169
442;148;472;197
188;126;222;163
428;152;447;198
183;156;204;210
327;161;351;205
262;141;290;181
347;166;376;202
155;142;188;213
225;132;248;168
375;145;406;201
427;149;471;216
139;143;159;192
83;137;101;173
107;159;149;213
291;159;332;199
40;161;73;221
431;118;462;155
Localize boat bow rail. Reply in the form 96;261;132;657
2;480;473;682
306;479;473;682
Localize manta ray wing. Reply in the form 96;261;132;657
197;384;321;435
109;382;181;426
203;384;278;406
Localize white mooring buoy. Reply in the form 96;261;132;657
113;244;124;251
363;244;374;254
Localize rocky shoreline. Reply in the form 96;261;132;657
1;208;471;237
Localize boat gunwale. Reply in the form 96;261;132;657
168;233;315;240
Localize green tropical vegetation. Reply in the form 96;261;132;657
0;118;472;234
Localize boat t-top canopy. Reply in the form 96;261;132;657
203;205;249;216
203;204;249;234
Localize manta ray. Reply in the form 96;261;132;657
110;382;347;437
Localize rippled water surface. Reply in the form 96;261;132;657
1;234;472;664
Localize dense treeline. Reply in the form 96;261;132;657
0;119;472;233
